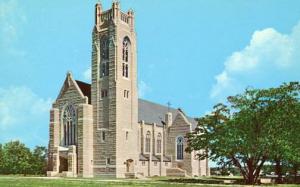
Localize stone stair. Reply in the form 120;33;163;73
125;172;146;179
166;168;189;177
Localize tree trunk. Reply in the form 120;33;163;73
275;158;283;184
292;164;299;184
246;172;255;184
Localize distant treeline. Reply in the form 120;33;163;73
0;141;47;175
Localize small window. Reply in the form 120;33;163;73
154;161;157;166
101;89;108;98
126;131;128;140
106;158;111;165
102;131;106;142
165;162;168;166
123;90;130;98
142;161;145;166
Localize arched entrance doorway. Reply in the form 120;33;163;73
59;156;68;173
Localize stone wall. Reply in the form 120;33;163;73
48;73;93;177
166;111;193;176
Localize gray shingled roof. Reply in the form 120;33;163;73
138;99;197;129
74;80;198;129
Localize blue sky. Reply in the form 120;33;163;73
1;0;300;149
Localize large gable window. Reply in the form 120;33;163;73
176;136;184;160
63;105;77;146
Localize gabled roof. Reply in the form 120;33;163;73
138;99;197;129
56;73;87;104
75;80;197;129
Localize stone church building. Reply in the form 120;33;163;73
47;2;209;178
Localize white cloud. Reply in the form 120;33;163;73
211;21;300;100
138;80;151;98
83;67;91;82
0;0;26;55
0;86;52;146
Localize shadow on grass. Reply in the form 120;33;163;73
159;177;244;185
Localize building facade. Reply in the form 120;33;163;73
47;2;209;178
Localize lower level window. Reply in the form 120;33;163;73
142;161;145;166
154;161;157;166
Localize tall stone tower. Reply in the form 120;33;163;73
91;2;138;178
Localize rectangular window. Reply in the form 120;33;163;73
154;161;157;166
165;162;168;166
123;90;130;98
101;89;108;98
142;161;145;166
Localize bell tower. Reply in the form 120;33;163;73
91;2;138;178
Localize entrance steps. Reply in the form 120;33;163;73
166;168;189;177
125;172;146;179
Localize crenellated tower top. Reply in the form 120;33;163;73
94;2;134;30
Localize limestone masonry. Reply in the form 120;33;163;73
47;2;209;178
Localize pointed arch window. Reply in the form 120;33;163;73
63;105;77;146
157;133;162;154
122;37;130;78
145;131;151;153
100;36;109;77
176;136;184;160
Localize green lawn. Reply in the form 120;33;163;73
0;176;299;187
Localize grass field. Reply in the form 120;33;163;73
0;176;299;187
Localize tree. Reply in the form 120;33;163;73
1;141;32;175
259;82;300;183
30;146;47;175
0;144;3;173
186;82;300;184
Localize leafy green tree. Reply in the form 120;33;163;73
259;82;300;183
1;141;32;175
187;82;300;184
0;143;3;173
30;146;47;175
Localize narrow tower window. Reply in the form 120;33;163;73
100;36;109;77
122;37;130;78
102;131;106;142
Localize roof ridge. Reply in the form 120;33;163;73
138;98;176;111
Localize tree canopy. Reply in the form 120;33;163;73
0;141;47;175
186;82;300;184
